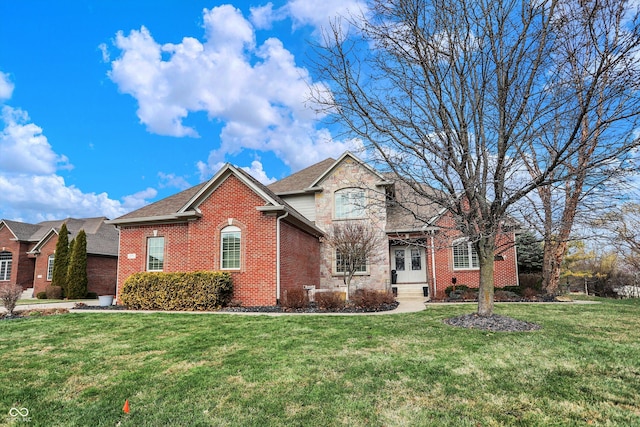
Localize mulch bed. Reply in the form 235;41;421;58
443;313;542;332
72;301;400;314
1;308;69;321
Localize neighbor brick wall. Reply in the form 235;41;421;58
279;221;320;299
116;174;282;306
0;225;35;289
32;235;56;295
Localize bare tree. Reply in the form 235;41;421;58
518;0;640;295
598;202;640;272
322;221;384;300
0;283;23;316
311;0;640;316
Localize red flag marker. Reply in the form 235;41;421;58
123;400;130;414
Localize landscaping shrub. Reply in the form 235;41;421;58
45;285;63;300
494;290;520;301
351;289;395;309
36;292;47;299
282;288;308;309
315;291;345;310
519;273;543;291
445;284;469;295
523;287;539;299
120;271;233;311
462;289;478;300
502;286;522;295
0;283;23;315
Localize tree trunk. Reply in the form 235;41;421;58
476;236;496;317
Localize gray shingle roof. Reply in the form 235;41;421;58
2;217;119;256
267;158;336;194
113;182;207;221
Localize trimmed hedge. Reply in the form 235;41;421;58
120;271;233;311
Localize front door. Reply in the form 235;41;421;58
390;246;427;283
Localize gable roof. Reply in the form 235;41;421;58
108;164;324;237
1;217;118;256
308;151;389;189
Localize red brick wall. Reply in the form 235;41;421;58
427;215;519;299
116;174;285;306
33;236;56;295
86;256;117;296
279;221;320;300
0;225;35;289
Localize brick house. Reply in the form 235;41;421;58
0;217;119;297
109;152;519;305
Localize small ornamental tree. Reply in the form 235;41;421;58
0;283;23;316
51;223;70;294
322;221;383;300
66;230;88;299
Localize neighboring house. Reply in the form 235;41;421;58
0;217;119;297
109;152;519;305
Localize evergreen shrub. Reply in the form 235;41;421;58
120;271;233;311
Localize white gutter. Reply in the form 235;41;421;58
430;234;437;297
276;211;289;304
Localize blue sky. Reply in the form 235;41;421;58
0;0;365;223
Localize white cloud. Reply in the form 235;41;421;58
0;72;14;101
0;77;157;222
158;172;191;190
286;0;368;35
108;4;359;181
241;160;277;184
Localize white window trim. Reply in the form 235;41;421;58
452;239;479;270
221;226;241;270
0;251;12;281
334;188;366;220
332;248;370;276
47;254;55;281
147;236;165;272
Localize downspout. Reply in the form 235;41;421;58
430;233;437;298
276;211;289;305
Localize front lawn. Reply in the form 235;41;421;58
1;299;639;426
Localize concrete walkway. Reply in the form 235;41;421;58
6;298;428;316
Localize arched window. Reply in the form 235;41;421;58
0;251;12;281
47;254;55;281
221;226;241;270
335;188;365;219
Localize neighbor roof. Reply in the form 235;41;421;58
2;217;119;256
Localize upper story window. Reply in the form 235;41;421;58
335;188;365;219
453;240;479;270
47;255;55;281
147;237;165;271
0;251;12;281
221;226;241;270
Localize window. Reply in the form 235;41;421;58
47;255;55;281
0;251;11;281
221;226;241;270
335;188;365;219
411;248;422;270
336;249;367;273
147;237;165;271
453;241;479;269
394;249;405;271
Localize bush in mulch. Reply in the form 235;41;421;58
443;313;542;332
220;300;399;314
1;308;69;321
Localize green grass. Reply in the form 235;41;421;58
1;299;639;426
